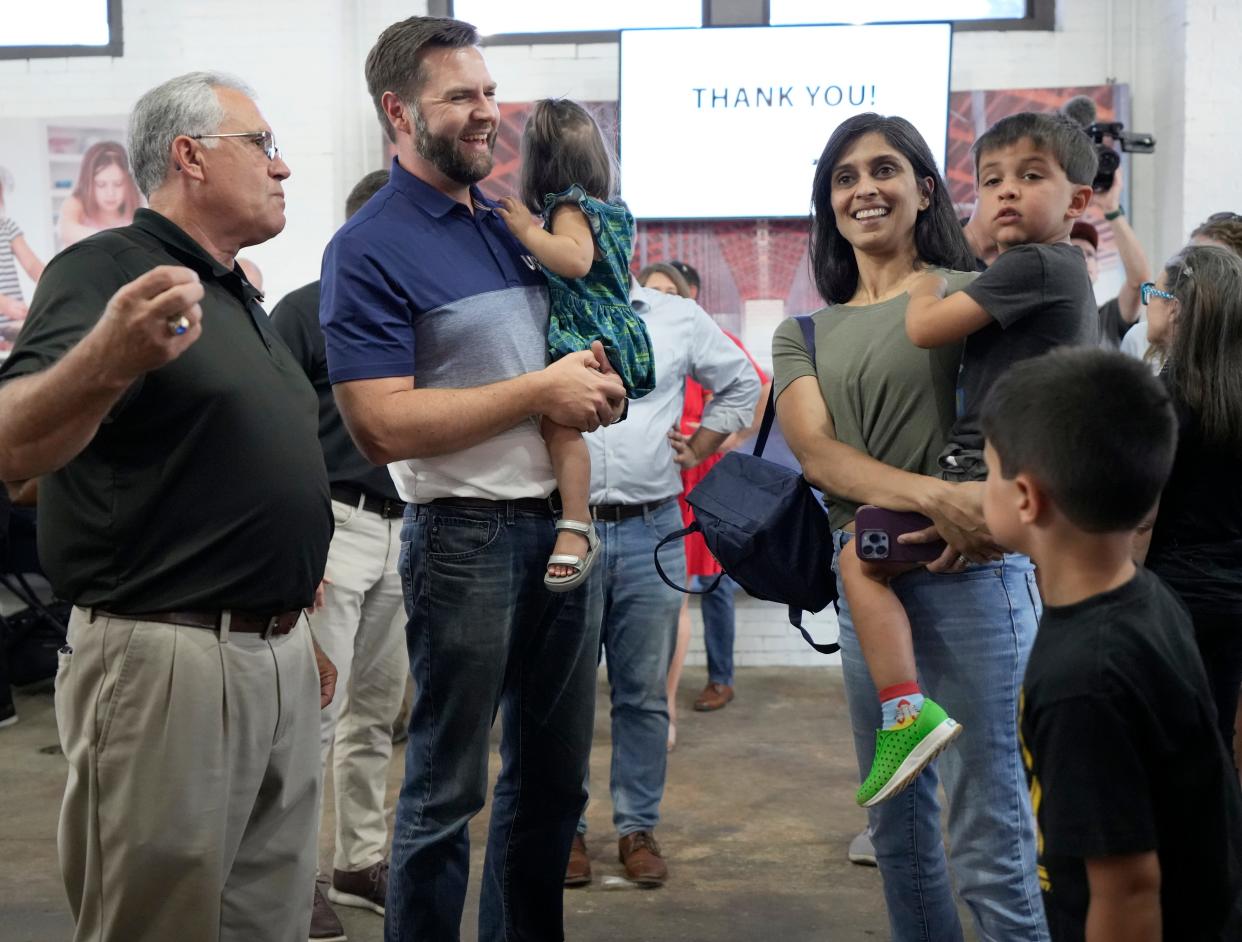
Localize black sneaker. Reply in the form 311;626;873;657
0;699;17;730
310;881;346;941
329;860;387;916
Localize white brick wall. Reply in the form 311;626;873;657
1179;0;1242;248
683;592;843;669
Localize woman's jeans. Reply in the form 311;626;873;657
692;572;739;686
833;530;1049;942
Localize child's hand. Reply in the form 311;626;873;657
908;272;948;300
496;197;540;239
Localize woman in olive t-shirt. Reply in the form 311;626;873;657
773;114;1048;941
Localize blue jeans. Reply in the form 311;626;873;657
833;531;1049;942
386;501;602;942
582;499;685;837
693;572;738;686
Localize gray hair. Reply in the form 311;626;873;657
128;71;256;197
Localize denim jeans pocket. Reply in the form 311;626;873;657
427;515;500;560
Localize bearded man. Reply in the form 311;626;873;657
318;16;628;942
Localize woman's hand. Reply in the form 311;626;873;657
910;479;1005;563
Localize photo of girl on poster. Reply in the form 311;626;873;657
56;140;143;247
0;165;46;356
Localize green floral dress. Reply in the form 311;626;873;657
542;185;655;398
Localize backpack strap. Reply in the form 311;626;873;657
788;605;840;654
753;315;816;459
653;525;723;595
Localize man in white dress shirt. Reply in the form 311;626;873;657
565;280;760;887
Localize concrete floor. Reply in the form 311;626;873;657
0;667;969;942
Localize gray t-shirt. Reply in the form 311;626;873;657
772;269;976;531
954;241;1099;451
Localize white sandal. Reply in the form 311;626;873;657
544;519;601;593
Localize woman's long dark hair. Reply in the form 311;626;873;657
1162;244;1242;451
809;114;974;304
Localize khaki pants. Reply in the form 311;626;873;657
56;607;321;942
311;498;407;872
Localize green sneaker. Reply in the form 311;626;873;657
855;699;962;807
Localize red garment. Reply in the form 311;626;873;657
677;331;770;578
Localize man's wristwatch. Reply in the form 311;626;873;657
1104;206;1124;221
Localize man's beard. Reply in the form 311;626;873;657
413;106;494;185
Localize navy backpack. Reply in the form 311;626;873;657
654;316;839;654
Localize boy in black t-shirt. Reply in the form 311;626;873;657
842;112;1101;807
980;347;1242;942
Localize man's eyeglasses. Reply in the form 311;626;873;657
1140;282;1176;305
190;130;280;161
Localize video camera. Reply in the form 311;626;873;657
1085;121;1156;193
1060;97;1155;194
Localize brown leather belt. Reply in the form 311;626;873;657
590;496;676;523
92;609;302;638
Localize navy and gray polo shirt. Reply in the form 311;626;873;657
320;159;555;503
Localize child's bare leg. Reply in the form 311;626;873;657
839;538;917;691
542;416;591;577
842;536;962;806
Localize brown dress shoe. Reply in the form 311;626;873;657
618;831;668;886
693;682;735;712
564;834;592;887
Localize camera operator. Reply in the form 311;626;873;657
1069;167;1151;348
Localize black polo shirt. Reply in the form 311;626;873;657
0;209;331;614
269;281;399;502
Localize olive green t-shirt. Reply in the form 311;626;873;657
772;269;976;531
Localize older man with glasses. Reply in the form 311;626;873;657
0;72;335;942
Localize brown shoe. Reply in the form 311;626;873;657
564;834;592;887
693;682;734;712
329;860;387;915
310;880;347;941
618;831;667;886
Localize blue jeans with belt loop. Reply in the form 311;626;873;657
694;572;739;686
833;530;1049;942
386;499;602;942
579;498;685;837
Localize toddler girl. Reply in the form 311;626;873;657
497;99;655;591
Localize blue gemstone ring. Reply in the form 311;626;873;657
168;315;190;336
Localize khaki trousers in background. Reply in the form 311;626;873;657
55;607;321;942
311;498;407;873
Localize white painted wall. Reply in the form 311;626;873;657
0;0;427;306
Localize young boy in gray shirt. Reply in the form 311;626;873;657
841;112;1100;808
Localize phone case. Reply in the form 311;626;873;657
853;505;947;563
